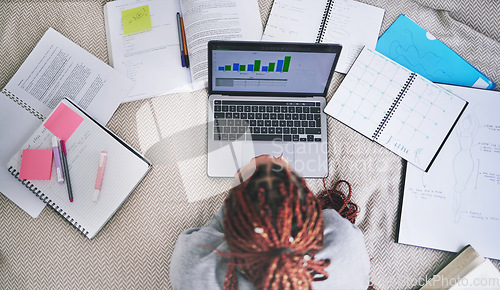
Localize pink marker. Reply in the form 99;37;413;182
92;151;107;202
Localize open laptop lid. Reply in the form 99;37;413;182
208;41;342;97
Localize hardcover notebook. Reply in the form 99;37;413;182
376;14;496;90
324;47;468;171
6;98;152;239
262;0;384;74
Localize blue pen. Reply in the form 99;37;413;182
176;12;186;67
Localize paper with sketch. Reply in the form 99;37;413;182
1;27;133;217
399;84;500;260
262;0;385;74
104;0;262;102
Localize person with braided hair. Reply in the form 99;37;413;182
170;155;370;289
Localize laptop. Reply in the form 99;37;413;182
207;41;341;178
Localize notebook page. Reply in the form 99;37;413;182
261;0;324;43
7;99;150;238
321;0;385;73
324;47;410;139
377;74;467;171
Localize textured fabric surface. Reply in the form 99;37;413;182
0;0;498;289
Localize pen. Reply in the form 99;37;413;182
92;151;108;202
179;16;190;68
60;140;73;202
52;136;64;184
176;12;186;67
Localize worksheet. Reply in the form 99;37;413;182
399;85;500;260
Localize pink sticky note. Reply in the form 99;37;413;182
44;103;84;141
19;149;53;180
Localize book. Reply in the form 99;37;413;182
6;98;152;239
324;47;468;172
421;245;500;289
376;14;496;90
399;84;500;260
0;27;134;218
104;0;263;102
261;0;385;74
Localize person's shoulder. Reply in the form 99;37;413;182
169;226;227;289
314;209;370;289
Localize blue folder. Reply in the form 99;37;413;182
376;14;496;89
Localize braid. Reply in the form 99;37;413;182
222;162;330;289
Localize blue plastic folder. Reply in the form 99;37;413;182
376;14;496;89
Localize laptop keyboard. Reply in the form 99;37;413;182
213;100;322;142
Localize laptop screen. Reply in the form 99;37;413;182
208;41;341;97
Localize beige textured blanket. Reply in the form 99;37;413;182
0;0;498;288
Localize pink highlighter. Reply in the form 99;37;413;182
92;151;107;202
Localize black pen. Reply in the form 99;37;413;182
60;140;73;202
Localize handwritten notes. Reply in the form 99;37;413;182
122;5;152;34
19;149;53;180
44;103;84;141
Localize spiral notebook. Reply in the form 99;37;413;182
262;0;385;73
6;98;152;239
324;47;468;171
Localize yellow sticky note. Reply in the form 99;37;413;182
122;5;152;34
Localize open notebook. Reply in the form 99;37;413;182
6;98;152;239
324;47;468;171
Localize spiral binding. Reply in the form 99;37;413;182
7;166;89;237
316;0;335;43
372;73;417;140
2;88;45;121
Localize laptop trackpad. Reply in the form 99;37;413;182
240;142;295;169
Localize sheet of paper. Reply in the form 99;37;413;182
19;149;53;180
0;95;46;218
4;27;133;125
261;0;385;74
399;85;500;260
179;0;263;88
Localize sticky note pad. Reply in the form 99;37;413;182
122;5;152;34
44;103;84;141
19;149;53;180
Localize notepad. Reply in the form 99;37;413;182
19;149;53;180
324;47;468;171
7;98;152;239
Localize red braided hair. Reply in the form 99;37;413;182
222;161;330;290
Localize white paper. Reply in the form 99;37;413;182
399;85;500;260
104;0;262;102
262;0;384;74
5;28;133;125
